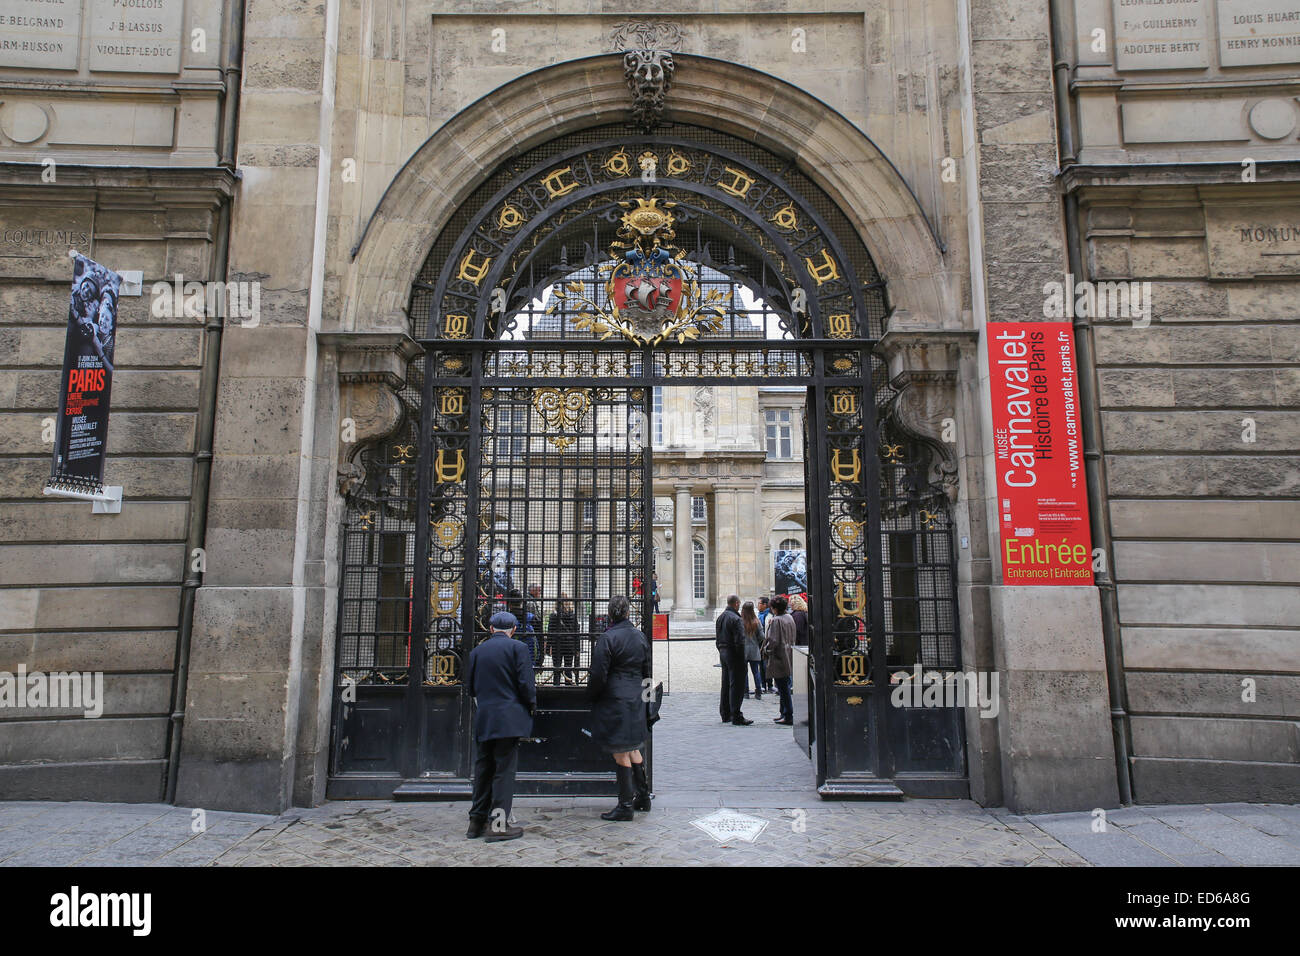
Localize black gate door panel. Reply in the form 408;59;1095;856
466;382;651;794
334;687;406;775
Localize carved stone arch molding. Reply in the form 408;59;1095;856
339;54;956;340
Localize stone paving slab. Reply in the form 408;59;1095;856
0;800;271;867
1026;803;1300;867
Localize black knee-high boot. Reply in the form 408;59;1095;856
600;765;635;821
630;762;651;812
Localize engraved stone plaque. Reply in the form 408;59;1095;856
0;0;82;70
89;0;184;74
1113;0;1210;70
1218;0;1300;66
0;206;94;280
690;809;769;844
1205;203;1300;277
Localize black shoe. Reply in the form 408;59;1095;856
721;715;732;723
631;762;651;812
775;717;793;725
601;765;636;821
466;816;487;839
485;824;523;842
731;716;754;726
755;692;763;700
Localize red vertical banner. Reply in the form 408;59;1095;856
652;613;669;641
987;322;1094;585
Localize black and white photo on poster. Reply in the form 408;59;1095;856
774;548;807;596
46;254;121;495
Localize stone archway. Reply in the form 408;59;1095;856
340;54;955;340
306;52;981;808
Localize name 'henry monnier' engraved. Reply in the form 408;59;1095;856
1113;0;1210;70
1218;0;1300;66
89;0;184;74
0;0;83;70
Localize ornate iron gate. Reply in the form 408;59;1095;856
329;123;965;799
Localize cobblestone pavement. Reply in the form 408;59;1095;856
2;647;1297;866
206;798;1081;867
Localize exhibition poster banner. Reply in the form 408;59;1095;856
774;548;808;597
46;254;121;496
987;322;1093;585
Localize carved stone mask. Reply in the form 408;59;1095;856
624;50;675;132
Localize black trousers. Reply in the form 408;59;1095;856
718;649;746;720
470;737;520;823
552;639;577;682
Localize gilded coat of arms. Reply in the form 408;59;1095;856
547;197;726;346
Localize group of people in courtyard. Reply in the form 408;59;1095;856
715;592;809;728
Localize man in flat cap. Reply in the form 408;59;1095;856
465;611;536;842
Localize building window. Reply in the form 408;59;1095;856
495;403;530;457
779;537;802;552
691;495;706;521
653;386;663;446
766;408;793;459
580;538;594;610
692;539;706;602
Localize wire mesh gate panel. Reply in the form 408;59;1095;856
476;382;650;779
327;124;965;799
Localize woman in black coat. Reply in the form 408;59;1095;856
587;594;652;820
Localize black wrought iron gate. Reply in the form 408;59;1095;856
328;124;966;800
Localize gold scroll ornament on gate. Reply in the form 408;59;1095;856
531;387;593;451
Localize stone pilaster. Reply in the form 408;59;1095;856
672;484;693;620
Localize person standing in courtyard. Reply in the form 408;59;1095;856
587;595;653;820
507;588;540;668
466;611;536;842
548;593;579;685
790;594;810;647
763;595;796;725
741;600;764;701
715;594;751;725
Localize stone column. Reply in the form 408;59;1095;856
712;484;740;613
749;479;765;598
672;484;693;620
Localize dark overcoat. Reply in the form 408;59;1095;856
587;619;652;753
547;608;579;656
467;631;536;741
